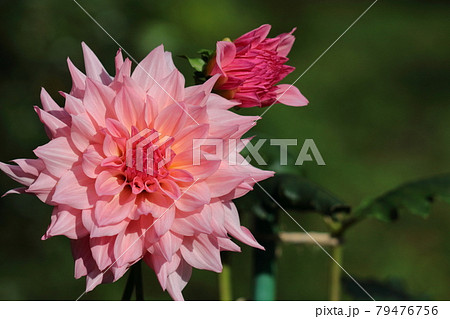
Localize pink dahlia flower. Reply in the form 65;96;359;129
207;24;309;108
0;43;273;300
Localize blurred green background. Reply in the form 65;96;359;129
0;0;449;300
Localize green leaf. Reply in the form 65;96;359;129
354;173;450;222
235;174;350;222
179;56;206;73
342;277;430;301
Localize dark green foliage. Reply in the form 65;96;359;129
355;174;450;222
343;277;430;301
236;174;350;222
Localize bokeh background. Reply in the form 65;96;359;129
0;0;449;300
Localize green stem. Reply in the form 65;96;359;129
218;253;233;301
121;261;144;301
121;265;135;301
329;244;343;301
253;211;277;301
134;261;144;301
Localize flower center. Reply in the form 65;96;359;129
124;128;175;181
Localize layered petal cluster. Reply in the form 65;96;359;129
0;43;273;300
207;24;309;108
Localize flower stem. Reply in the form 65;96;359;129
134;260;144;301
121;260;144;301
218;252;233;301
329;244;343;301
253;211;278;301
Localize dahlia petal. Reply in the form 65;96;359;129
82;42;112;85
171;211;213;237
53;165;95;209
276;28;296;56
175;181;210;212
113;86;138;130
67;57;86;98
180;234;222;272
114;220;144;267
95;170;126;196
171;150;221;180
90;236;115;270
218;237;241;252
2;187;27;197
82;145;104;179
166;258;192;301
172;124;209;154
34;137;79;177
34;106;70;138
43;205;88;240
154;102;187;137
71;237;96;279
152;205;176;237
64;94;84;115
234;24;271;47
276;84;309;107
222;201;264;250
114;49;124;74
94;190;135;226
156;231;183;262
148;69;185;109
158;179;181;200
83;79;111;127
26;170;57;203
40;87;61;112
132;45;168;91
168;169;194;183
105;118;130;139
0;161;37;186
215;41;236;74
137;192;172;217
206;163;249;197
144;95;159;128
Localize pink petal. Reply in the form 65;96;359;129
90;236;115;270
0;161;37;186
42;205;88;240
180;234;222;272
94;190;135;226
155;231;183;262
82;42;112;85
113;220;144;267
171;208;213;236
234;24;271;47
214;41;236;74
34;137;79;177
53;165;95;209
158;179;181;200
34;106;70;139
222;201;264;249
67;57;86;98
276;84;309;106
276;28;296;56
132;45;169;91
175;181;210;212
154;102;188;137
26;170;58;204
148;69;185;109
152;205;176;237
95;170;126;196
82;145;104;178
166;257;192;301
